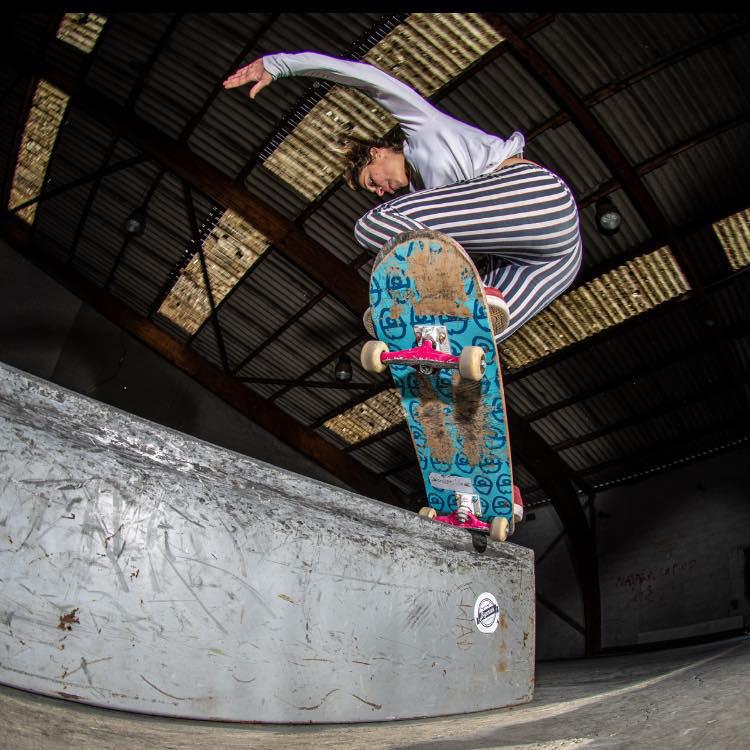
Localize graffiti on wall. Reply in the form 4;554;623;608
614;559;697;604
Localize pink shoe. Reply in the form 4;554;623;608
513;484;524;524
484;286;510;335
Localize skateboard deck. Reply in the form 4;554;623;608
365;230;514;538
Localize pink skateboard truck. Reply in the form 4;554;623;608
419;485;525;539
361;325;487;381
381;339;459;369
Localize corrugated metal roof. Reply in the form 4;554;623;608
348;428;414;474
643;122;750;228
439;51;558;141
528;14;746;98
243;164;309;221
84;13;176;108
592;36;750;165
302;188;374;264
187;13;382;178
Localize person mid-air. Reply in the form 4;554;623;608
223;50;582;341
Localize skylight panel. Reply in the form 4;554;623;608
56;13;107;53
499;246;691;369
323;388;404;444
8;80;69;224
158;209;269;335
263;13;503;201
713;209;750;271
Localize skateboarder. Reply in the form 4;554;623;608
223;50;583;342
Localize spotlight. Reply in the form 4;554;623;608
595;197;622;236
334;354;352;382
123;206;147;237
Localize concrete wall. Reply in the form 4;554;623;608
515;445;750;659
0;237;350;491
596;446;750;648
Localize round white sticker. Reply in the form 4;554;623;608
474;592;500;633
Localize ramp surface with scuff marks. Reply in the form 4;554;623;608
0;360;534;723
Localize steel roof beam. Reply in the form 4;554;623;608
8;155;151;215
579;420;749;485
230;288;328;375
523;322;750;423
577;109;750;215
182;180;231;374
551;371;750;453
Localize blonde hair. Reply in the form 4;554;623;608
338;128;406;191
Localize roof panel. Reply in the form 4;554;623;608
439;51;559;141
592;34;750;165
529;14;746;98
643;122;750;228
85;13;176;108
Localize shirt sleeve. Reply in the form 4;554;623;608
262;52;437;136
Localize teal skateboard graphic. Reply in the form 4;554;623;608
361;230;515;542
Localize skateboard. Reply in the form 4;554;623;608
361;230;515;542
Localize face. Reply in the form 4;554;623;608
358;147;409;197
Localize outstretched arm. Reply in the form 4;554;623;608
223;52;437;136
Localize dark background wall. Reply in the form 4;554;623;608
513;446;750;659
3;237;749;660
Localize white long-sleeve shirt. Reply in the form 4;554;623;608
262;52;525;192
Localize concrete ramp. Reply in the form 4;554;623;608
0;361;535;723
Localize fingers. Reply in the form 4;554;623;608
249;74;271;99
222;59;263;90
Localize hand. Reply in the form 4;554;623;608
222;59;273;99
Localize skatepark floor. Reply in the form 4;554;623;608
2;635;748;750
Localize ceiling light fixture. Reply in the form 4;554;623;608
595;197;622;236
122;206;147;237
334;354;353;382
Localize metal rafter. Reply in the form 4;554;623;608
580;420;749;484
577;109;750;215
9;155;150;215
182;180;231;374
269;333;370;404
103;167;166;289
238;377;379;391
230;288;328;375
551;371;750;453
524;322;750;423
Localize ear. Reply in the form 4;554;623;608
369;146;381;161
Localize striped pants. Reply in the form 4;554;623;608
354;163;583;342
